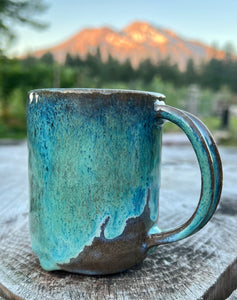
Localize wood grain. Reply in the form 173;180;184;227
0;140;236;300
228;289;237;299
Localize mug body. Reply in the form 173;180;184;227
27;89;164;275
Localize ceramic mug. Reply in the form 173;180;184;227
27;89;222;275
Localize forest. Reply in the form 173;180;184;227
0;49;237;142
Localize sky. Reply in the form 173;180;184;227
8;0;237;57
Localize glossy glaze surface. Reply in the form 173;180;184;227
27;89;163;273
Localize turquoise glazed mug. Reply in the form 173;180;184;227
27;89;222;275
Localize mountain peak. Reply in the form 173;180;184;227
124;21;156;32
33;21;225;69
123;21;167;45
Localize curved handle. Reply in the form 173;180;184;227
146;104;223;248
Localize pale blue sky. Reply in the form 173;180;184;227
8;0;237;56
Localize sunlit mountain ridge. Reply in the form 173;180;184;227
33;21;225;69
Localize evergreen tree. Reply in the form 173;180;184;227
184;58;198;84
40;52;54;65
200;59;224;90
65;53;75;67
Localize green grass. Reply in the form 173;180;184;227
202;116;237;146
163;115;237;146
162;116;220;133
0;117;27;140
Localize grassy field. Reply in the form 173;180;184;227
0;116;26;140
162;115;237;146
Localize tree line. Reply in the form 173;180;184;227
63;49;237;92
10;48;236;93
0;49;236;137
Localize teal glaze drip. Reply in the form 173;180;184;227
148;129;162;222
27;91;162;270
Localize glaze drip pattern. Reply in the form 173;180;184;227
27;90;162;271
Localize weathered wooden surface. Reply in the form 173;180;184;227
0;137;237;300
228;289;237;299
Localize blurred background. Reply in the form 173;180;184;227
0;0;237;145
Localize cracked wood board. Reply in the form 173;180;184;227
0;140;236;300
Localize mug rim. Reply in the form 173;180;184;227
28;88;165;101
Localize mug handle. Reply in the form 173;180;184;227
146;104;223;248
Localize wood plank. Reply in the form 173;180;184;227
228;289;237;299
0;139;236;300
